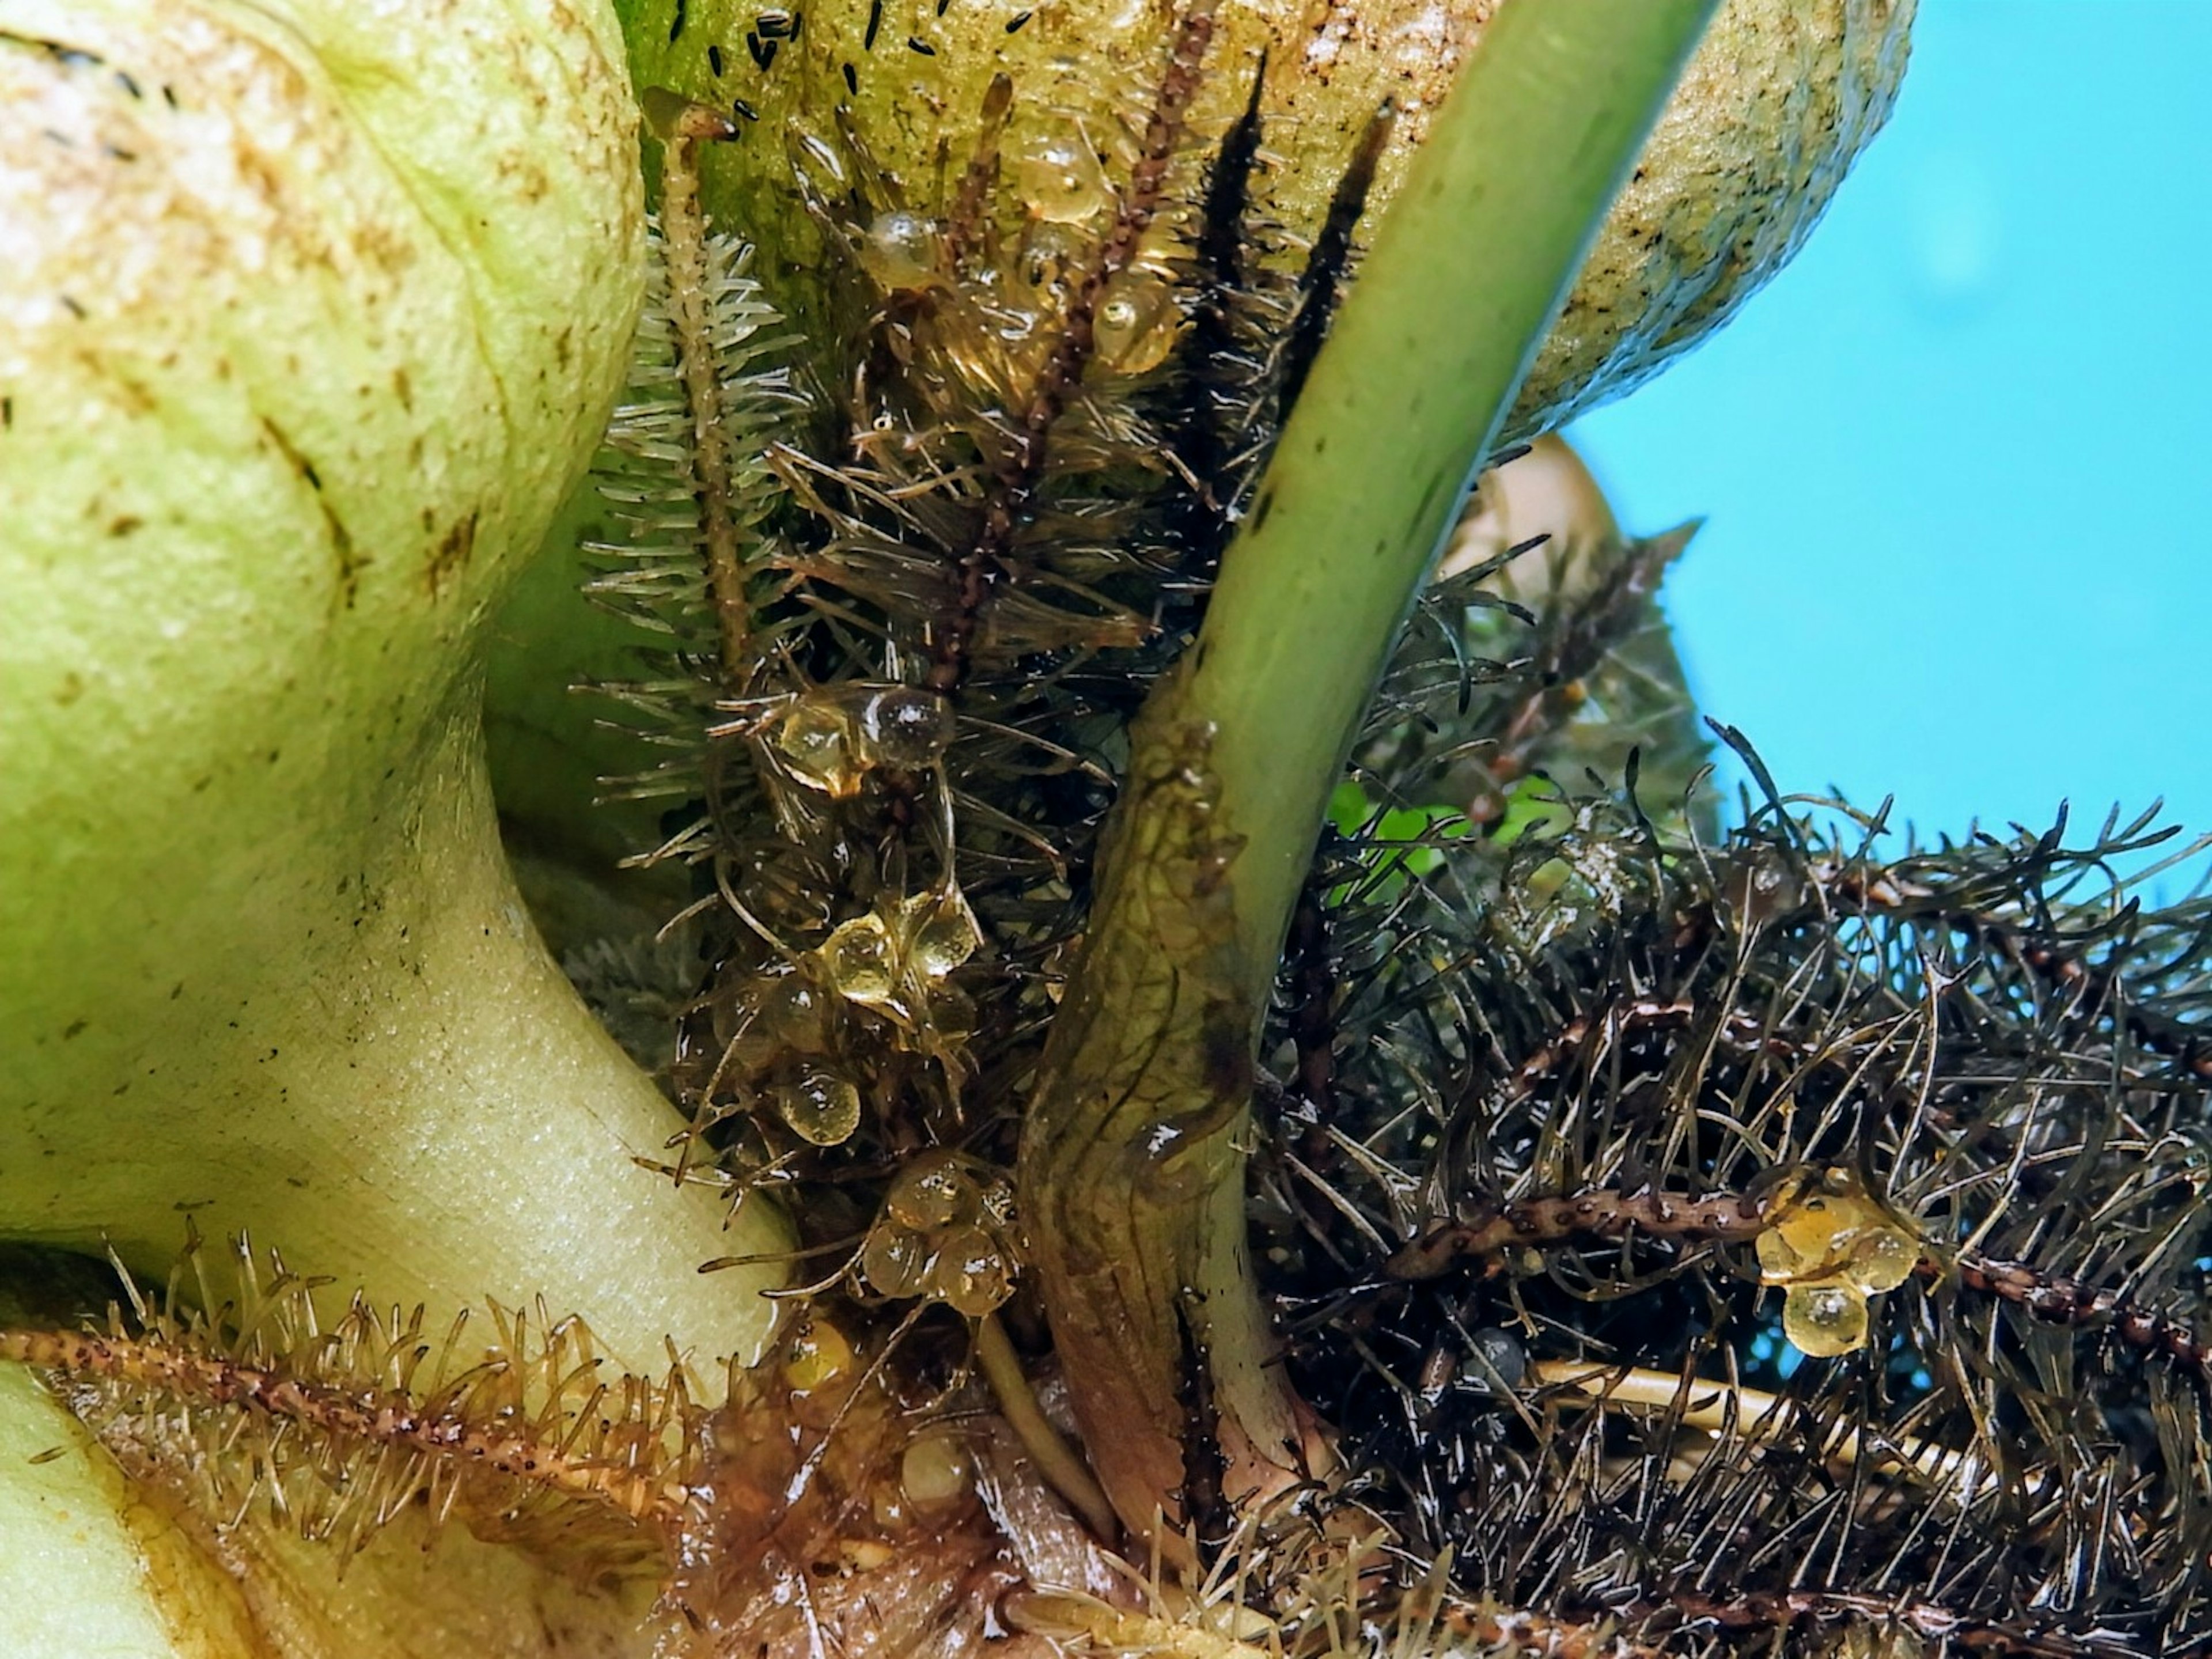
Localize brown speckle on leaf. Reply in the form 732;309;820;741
426;511;478;597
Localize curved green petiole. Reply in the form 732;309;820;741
1018;0;1725;1555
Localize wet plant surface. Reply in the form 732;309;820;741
14;1;2212;1654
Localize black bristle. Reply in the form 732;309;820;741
1278;100;1396;417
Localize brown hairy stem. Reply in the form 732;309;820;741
926;0;1217;695
0;1325;687;1525
645;93;753;674
1388;1188;1770;1282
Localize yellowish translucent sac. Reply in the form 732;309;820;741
1845;1225;1919;1296
762;966;834;1057
902;885;983;980
779;682;956;793
860;1221;932;1298
861;1152;1022;1310
775;1064;863;1146
926;1226;1015;1316
720;961;838;1080
777;695;862;795
887;1151;980;1233
820;911;900;1005
1092;271;1179;375
900;1435;975;1510
1784;1281;1870;1359
1015;130;1111;224
783;1316;858;1393
859;208;945;292
854;687;956;770
1755;1169;1919;1292
1017;218;1093;296
1756;1167;1921;1355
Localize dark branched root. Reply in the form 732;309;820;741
1262;678;2212;1653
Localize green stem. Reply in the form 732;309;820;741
1196;0;1722;978
1020;0;1720;1554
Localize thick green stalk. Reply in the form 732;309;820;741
1021;0;1721;1553
1196;0;1724;976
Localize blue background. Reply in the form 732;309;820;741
1570;1;2212;854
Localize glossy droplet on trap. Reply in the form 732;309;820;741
860;1222;931;1298
859;209;945;292
759;965;833;1057
821;911;899;1005
899;1434;975;1510
1845;1224;1919;1295
777;696;861;794
782;1316;857;1393
1092;271;1177;375
926;1226;1014;1316
1783;1280;1868;1358
1015;131;1110;225
775;1064;862;1146
855;686;956;770
903;885;982;980
1756;1188;1846;1279
1017;218;1092;295
887;1152;979;1232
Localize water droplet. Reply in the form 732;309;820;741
887;1152;978;1232
899;1434;975;1509
1093;271;1177;374
903;885;982;980
1016;131;1110;224
927;1225;1013;1315
859;209;945;291
860;1223;931;1297
1846;1225;1919;1296
1755;1208;1823;1279
855;686;956;770
1016;218;1092;296
820;911;898;1005
783;1317;856;1392
1783;1281;1867;1357
775;1064;862;1146
763;968;833;1056
1758;1166;1918;1297
777;695;861;794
